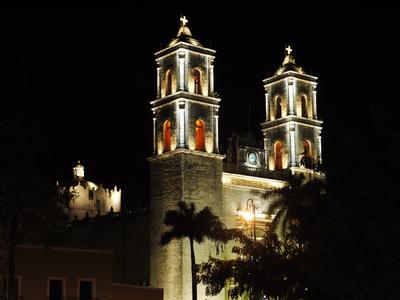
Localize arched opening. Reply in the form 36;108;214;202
195;119;205;151
301;95;308;118
301;139;313;168
275;96;282;119
192;69;202;95
163;120;171;152
274;141;283;170
165;70;172;96
303;140;312;157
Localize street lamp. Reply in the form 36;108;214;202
247;198;256;241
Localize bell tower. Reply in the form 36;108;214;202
151;15;220;155
261;46;323;172
148;16;225;300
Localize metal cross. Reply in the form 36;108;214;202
286;45;293;55
180;15;188;26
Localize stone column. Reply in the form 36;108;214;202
178;101;186;148
264;138;269;170
287;78;295;115
265;92;270;122
178;51;186;91
312;84;318;119
156;66;161;98
153;117;157;154
214;109;219;152
289;122;296;167
318;129;322;163
209;57;214;96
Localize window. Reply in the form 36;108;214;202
192;69;202;95
163;120;171;152
48;279;64;300
275;96;282;119
89;189;93;200
96;199;101;215
79;280;94;300
301;140;313;168
301;95;308;118
274;141;283;170
165;70;172;96
303;140;312;157
195;119;205;151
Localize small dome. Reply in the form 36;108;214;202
275;45;305;75
168;16;202;47
177;25;192;38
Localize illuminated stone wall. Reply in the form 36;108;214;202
268;80;288;120
295;80;314;118
186;101;216;153
68;180;121;221
159;53;177;97
186;52;209;96
149;150;224;300
263;125;290;170
154;102;178;154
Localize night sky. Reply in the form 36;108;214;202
0;3;394;209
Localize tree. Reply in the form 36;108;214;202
199;174;329;300
160;201;224;300
200;229;296;300
266;174;327;241
0;101;70;300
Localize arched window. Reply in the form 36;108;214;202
163;120;171;152
165;70;172;96
195;119;205;151
301;95;308;118
274;141;283;170
275;96;282;119
303;140;312;157
301;140;313;168
193;69;202;95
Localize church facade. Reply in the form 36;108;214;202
148;17;322;300
65;161;122;221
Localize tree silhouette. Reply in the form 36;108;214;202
266;174;327;241
160;201;223;300
0;101;71;300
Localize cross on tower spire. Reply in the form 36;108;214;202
285;45;293;55
180;15;188;27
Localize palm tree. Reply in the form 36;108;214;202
160;201;223;300
266;174;327;240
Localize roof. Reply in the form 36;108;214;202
275;45;306;75
168;16;202;47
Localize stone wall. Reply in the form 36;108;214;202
149;150;224;300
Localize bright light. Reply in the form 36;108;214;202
237;210;254;222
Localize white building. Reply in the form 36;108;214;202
66;161;121;221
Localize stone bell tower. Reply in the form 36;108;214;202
148;16;225;300
261;46;323;172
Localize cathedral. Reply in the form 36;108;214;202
60;15;323;300
147;16;323;300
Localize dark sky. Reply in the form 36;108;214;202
0;3;394;209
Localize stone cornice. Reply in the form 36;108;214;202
263;71;317;86
222;172;287;190
150;91;221;108
155;42;216;58
261;116;323;130
147;148;226;162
